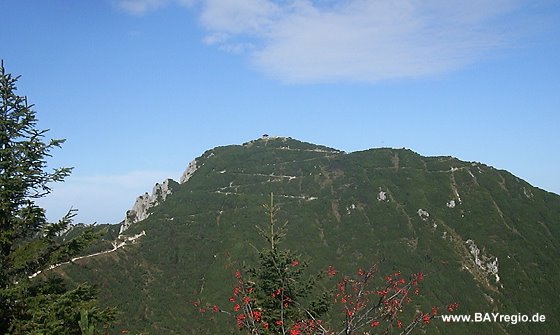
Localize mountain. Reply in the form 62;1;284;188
58;136;559;334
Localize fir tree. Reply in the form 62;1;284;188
202;193;331;334
0;60;114;334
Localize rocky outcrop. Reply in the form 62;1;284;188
417;208;430;221
119;178;173;234
465;239;502;287
377;190;387;201
119;158;200;234
180;159;198;184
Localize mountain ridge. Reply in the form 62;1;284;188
120;136;556;236
59;136;559;334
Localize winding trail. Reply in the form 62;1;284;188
28;231;146;279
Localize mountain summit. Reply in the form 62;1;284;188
62;137;559;334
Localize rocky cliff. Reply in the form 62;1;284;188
119;158;199;234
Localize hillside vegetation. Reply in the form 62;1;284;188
59;137;559;334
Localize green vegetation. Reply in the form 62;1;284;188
0;61;114;334
199;193;447;335
57;136;559;334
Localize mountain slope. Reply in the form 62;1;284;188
59;137;559;334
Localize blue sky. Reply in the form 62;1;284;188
1;0;559;224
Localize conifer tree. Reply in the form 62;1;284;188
206;193;330;334
0;61;114;334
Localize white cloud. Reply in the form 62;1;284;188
117;0;170;15
116;0;197;15
35;170;179;224
117;0;531;82
200;0;280;35
197;0;523;83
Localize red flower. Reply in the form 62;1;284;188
292;259;299;266
422;314;431;324
376;289;387;297
263;322;269;329
447;303;459;312
212;305;219;312
243;296;250;304
275;320;283;326
233;304;240;312
396;320;402;328
327;265;337;277
252;310;262;322
272;288;281;297
338;282;345;291
235;314;246;329
370;321;380;327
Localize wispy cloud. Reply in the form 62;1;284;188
35;170;178;224
115;0;196;15
116;0;170;15
118;0;533;82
